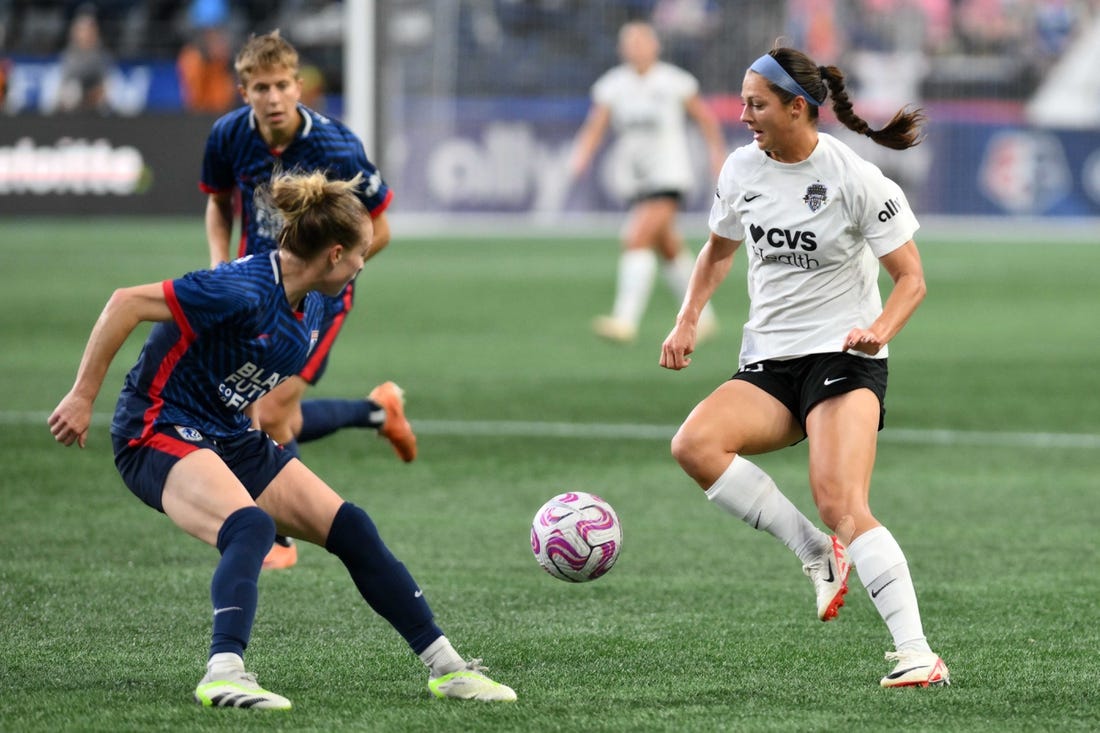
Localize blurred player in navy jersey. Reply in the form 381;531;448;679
48;170;517;708
201;30;415;569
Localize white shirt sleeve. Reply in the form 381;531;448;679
849;160;919;257
708;155;745;241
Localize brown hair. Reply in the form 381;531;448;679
764;47;925;150
234;30;299;85
269;171;366;259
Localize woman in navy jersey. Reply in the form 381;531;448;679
202;31;415;569
660;46;949;688
48;171;516;708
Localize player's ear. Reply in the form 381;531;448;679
328;243;344;265
237;84;248;103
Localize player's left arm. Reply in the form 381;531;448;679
684;93;727;180
843;240;927;355
364;209;390;262
48;283;173;448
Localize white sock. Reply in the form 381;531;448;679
419;636;465;677
610;249;657;326
705;456;829;563
848;526;931;653
206;652;244;675
661;250;717;325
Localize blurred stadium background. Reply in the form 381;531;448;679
2;0;1099;229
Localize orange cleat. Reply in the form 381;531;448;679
369;381;418;463
262;536;297;571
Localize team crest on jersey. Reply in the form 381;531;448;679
175;426;205;442
308;329;320;354
803;182;828;212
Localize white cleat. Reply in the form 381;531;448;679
802;535;850;621
194;668;292;710
428;659;517;702
880;650;951;688
592;315;637;343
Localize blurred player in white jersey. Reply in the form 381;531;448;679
660;46;949;688
570;20;726;343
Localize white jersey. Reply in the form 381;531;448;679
592;61;699;196
708;132;919;367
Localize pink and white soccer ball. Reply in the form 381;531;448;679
530;491;622;582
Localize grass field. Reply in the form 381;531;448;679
2;217;1099;732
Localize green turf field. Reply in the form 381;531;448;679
2;217;1098;732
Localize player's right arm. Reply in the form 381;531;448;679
660;232;741;370
569;103;611;179
48;283;173;447
205;191;235;268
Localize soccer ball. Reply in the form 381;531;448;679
530;492;622;582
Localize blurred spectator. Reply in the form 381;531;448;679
57;6;114;113
177;25;237;113
299;62;327;111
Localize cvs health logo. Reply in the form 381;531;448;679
748;223;821;270
748;223;817;251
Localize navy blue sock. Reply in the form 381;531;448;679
325;502;442;654
298;399;384;443
209;506;276;658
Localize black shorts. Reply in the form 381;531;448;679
730;352;888;431
113;426;295;513
631;190;683;206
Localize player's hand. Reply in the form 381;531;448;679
842;327;886;356
48;392;93;448
660;322;697;370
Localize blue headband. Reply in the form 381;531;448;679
749;54;822;107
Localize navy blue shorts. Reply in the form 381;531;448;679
731;352;888;432
112;426;295;513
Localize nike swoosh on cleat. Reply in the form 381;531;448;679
823;561;835;584
871;578;897;598
886;666;929;679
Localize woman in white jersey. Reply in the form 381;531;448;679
570;20;726;344
660;46;949;688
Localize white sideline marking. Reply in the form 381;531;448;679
14;412;1100;449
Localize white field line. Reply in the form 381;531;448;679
10;411;1100;449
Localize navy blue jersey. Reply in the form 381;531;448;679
200;104;393;259
111;251;326;443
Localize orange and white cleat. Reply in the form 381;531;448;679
369;381;418;463
802;535;850;621
880;650;951;688
262;536;297;571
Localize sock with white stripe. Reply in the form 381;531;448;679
848;525;931;652
705;456;829;563
298;398;385;442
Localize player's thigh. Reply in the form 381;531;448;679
805;389;880;509
623;197;678;250
161;449;258;546
675;379;803;457
256;459;345;546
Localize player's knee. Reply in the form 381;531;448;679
670;424;716;480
